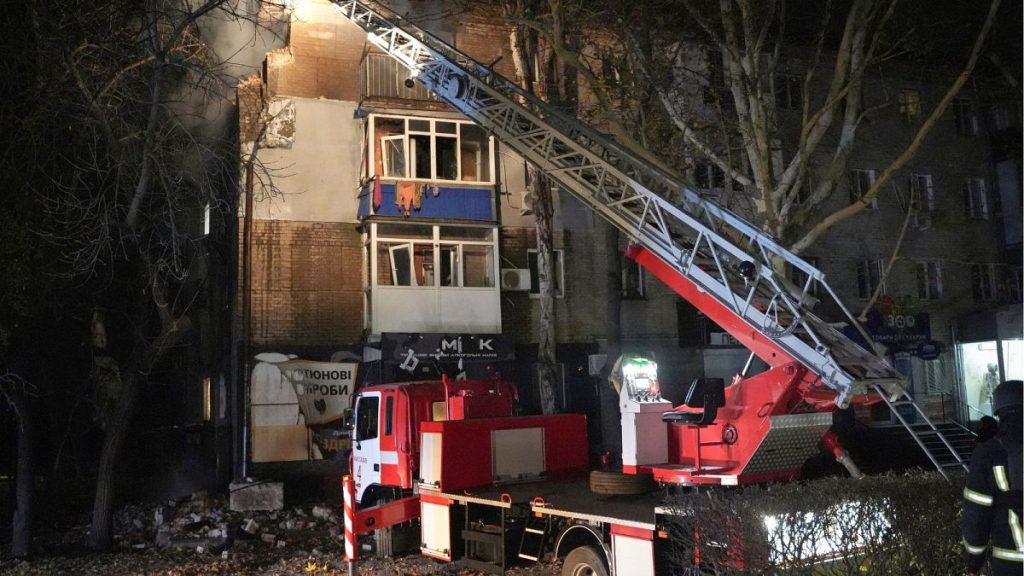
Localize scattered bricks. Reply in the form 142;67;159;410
261;532;277;544
229;481;284;512
242;518;260;535
311;505;334;522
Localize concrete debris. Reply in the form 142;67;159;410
111;491;343;556
311;505;334;522
241;518;259;534
229;481;284;512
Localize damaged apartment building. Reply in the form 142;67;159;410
235;0;1022;468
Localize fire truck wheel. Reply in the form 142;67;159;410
562;545;609;576
588;470;655;495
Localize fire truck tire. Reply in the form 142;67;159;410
588;470;654;495
562;546;609;576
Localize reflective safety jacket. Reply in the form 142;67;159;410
962;437;1024;575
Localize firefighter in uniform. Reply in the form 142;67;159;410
962;379;1023;575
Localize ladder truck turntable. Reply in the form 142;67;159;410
328;1;968;574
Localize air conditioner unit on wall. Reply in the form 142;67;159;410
501;268;531;291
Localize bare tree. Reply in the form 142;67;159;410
504;0;560;415
521;0;1002;255
14;0;284;550
1;372;35;557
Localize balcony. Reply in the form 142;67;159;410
361;53;438;103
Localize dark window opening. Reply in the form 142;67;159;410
384;396;394;436
355;396;379;441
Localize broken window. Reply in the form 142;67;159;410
374;223;496;290
371;115;494;184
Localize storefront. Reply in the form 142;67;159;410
956;305;1024;422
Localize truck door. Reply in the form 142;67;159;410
352;391;381;505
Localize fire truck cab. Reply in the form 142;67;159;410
350;375;518;506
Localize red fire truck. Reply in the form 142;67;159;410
330;1;967;574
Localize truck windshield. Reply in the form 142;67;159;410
354;396;379;441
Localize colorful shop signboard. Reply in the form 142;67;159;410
863;296;940;357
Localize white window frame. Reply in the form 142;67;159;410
850;169;878;209
963;177;989;219
369;114;496;185
911;173;935;212
373;223;498;290
380;134;407;179
527;249;565;299
388;243;415;287
916;260;943;300
857;259;886;299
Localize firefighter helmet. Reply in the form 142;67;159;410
993;379;1023;416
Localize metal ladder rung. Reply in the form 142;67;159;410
524;528;545;534
873;385;968;481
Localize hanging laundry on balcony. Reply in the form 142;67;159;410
396;181;419;216
372;175;382;210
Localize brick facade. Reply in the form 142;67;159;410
240;220;364;348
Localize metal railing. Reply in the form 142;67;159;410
361;52;437;102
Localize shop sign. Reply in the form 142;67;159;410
864;295;932;351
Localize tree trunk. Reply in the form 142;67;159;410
11;390;33;558
599;221;623;462
507;1;560;415
89;373;138;551
533;169;558;415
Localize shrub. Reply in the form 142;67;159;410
661;471;964;575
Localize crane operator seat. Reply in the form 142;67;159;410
663;377;726;426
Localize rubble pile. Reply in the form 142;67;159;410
111;490;341;557
2;493;563;575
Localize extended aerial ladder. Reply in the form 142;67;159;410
330;0;966;479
